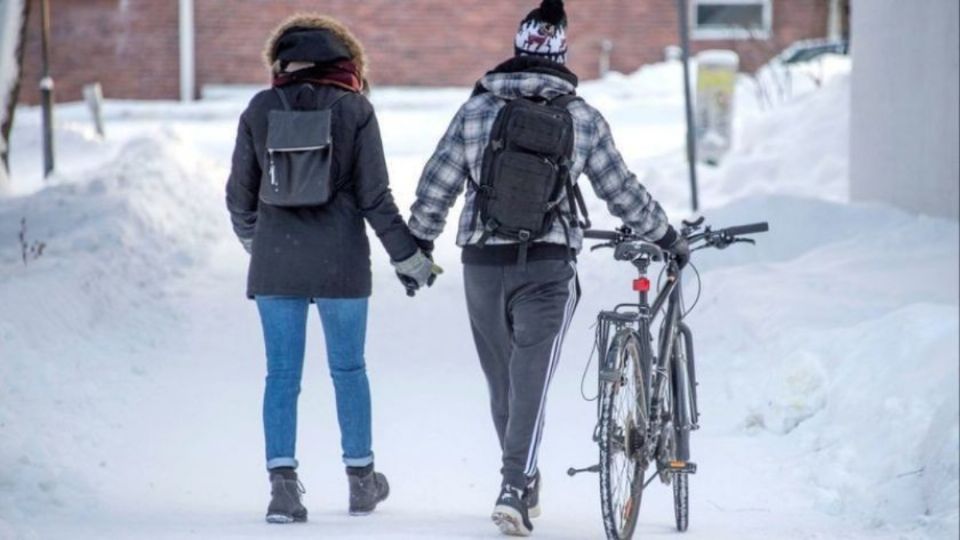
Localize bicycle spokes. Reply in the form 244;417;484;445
598;333;647;539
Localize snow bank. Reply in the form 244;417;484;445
638;62;956;535
686;196;958;535
0;0;28;195
634;72;849;216
0;132;221;531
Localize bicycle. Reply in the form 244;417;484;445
567;217;769;539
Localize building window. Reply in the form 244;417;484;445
691;0;772;40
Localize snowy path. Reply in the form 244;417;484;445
8;226;892;540
2;64;957;539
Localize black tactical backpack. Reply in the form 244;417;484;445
474;94;590;263
259;85;348;207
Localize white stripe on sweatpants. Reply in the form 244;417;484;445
523;262;578;478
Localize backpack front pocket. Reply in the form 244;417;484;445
487;151;557;233
506;106;569;156
260;109;334;207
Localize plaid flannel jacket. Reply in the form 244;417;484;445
408;71;670;251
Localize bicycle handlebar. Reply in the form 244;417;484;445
583;230;621;241
584;219;769;254
718;222;768;237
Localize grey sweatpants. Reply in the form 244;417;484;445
464;259;579;488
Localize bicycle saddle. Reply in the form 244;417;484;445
614;241;664;262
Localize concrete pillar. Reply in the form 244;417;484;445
849;0;960;220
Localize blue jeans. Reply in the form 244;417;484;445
256;296;373;470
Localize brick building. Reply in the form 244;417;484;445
20;0;837;104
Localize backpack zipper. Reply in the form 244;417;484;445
270;145;327;152
268;149;278;190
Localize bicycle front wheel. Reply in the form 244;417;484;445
670;330;692;532
674;471;689;531
598;330;650;540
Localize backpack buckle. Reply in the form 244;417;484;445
518;230;532;241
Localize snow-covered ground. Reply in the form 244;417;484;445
1;59;957;540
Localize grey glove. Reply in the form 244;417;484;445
392;250;443;292
239;237;253;255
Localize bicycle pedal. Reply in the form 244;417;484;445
665;460;697;474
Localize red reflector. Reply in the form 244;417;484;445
633;278;651;292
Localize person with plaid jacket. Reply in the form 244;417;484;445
407;0;689;536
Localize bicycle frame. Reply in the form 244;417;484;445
593;258;698;466
582;219;767;538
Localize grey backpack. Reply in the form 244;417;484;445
259;85;347;207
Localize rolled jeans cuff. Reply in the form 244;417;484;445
266;457;298;471
343;454;374;468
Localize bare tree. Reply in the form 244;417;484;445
0;0;30;194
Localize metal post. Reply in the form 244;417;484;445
39;0;54;178
179;0;195;102
676;0;699;212
599;39;613;78
83;83;105;138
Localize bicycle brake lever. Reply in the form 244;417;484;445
590;242;615;252
681;216;704;235
709;234;734;249
682;216;705;230
734;237;756;246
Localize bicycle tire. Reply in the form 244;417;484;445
671;333;692;461
598;330;651;540
673;471;689;532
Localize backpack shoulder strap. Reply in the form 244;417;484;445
325;91;352;111
548;93;591;230
548;93;581;109
274;87;292;110
275;84;355;111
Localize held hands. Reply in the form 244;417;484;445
392;249;443;297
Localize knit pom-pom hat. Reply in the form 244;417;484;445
514;0;568;64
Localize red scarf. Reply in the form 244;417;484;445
272;60;363;93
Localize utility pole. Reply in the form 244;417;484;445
39;0;54;178
676;0;699;212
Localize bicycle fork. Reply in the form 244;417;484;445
651;277;699;478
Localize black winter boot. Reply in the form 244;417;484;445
347;465;390;516
265;468;307;524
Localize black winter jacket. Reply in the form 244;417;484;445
225;84;417;299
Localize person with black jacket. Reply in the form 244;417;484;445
225;14;441;524
407;1;689;536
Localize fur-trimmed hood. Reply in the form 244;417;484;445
263;14;367;77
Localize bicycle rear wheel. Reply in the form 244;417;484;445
598;330;650;540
